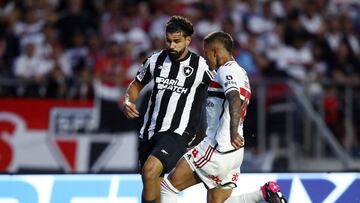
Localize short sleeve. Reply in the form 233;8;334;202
136;57;152;86
217;62;251;100
199;57;213;85
217;66;241;95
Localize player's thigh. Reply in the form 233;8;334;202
167;157;200;191
152;132;188;173
138;137;155;173
207;188;233;203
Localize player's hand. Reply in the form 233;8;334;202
231;133;244;149
123;99;139;119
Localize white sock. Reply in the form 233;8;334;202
225;189;263;203
160;178;180;203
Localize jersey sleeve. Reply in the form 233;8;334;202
136;57;152;86
199;57;213;85
203;69;215;85
217;63;251;101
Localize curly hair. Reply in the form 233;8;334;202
165;16;194;37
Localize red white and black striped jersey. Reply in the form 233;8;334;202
205;60;251;152
136;50;214;140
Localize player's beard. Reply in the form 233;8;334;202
168;47;186;60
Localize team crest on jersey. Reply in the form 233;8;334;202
183;66;193;77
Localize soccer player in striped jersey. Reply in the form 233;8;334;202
123;16;213;203
160;31;287;203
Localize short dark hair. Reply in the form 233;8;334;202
165;16;194;37
204;31;233;53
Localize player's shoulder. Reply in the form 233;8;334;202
149;50;166;60
217;61;249;81
192;53;209;70
219;61;246;73
141;50;166;66
223;61;242;69
189;51;204;60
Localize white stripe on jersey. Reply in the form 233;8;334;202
159;57;185;132
174;66;202;135
206;70;215;80
139;51;164;137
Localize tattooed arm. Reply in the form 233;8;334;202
226;90;245;149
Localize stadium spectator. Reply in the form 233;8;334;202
93;38;132;133
0;30;11;79
324;14;342;53
299;1;324;35
341;14;360;57
13;39;53;97
13;8;46;57
99;0;123;39
331;40;360;82
56;0;97;48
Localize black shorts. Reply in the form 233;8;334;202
138;132;189;176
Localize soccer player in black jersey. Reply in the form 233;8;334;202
124;16;213;203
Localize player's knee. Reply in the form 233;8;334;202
142;161;163;181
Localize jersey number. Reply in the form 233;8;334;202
240;87;251;125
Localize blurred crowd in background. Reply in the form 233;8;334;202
1;0;360;159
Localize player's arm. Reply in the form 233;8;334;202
124;57;152;119
124;79;144;119
226;90;245;149
189;102;207;147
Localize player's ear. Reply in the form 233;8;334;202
213;46;219;56
185;36;191;47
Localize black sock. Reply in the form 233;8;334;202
142;198;156;203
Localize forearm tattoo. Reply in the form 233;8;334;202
226;90;244;134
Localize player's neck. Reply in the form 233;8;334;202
217;55;235;67
176;49;190;61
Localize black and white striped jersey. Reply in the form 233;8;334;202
136;50;214;140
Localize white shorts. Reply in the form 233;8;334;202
184;139;244;189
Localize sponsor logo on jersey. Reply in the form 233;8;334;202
206;100;214;107
224;75;237;87
137;65;147;81
155;77;188;94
